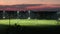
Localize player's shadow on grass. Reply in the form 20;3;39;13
0;24;60;34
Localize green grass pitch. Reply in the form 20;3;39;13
0;19;60;26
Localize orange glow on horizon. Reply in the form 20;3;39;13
0;0;60;5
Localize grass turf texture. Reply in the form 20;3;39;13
0;19;60;26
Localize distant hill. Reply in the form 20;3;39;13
0;4;60;11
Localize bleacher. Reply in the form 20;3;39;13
0;10;58;20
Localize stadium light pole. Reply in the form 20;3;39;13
3;10;5;19
17;11;19;24
28;10;31;19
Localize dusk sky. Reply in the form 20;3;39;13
0;0;60;5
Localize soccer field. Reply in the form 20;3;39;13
0;19;59;26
